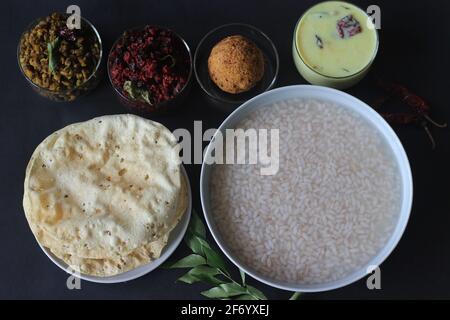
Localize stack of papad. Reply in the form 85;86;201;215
23;114;188;276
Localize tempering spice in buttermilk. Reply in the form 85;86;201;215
336;15;362;39
109;26;190;108
19;12;101;92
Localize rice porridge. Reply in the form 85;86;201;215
209;98;402;284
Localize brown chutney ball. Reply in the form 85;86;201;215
208;35;265;94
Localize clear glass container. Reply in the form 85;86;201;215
194;23;279;105
292;1;379;89
107;26;193;115
17;14;103;102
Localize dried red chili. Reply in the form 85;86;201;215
109;26;190;109
375;80;447;149
337;15;362;39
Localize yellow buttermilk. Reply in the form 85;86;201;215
293;1;378;89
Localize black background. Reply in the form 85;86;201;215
1;0;449;300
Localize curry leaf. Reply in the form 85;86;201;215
239;269;246;286
188;266;222;286
159;54;176;68
164;254;206;269
47;37;60;74
201;287;227;299
185;233;213;257
315;34;324;49
188;210;206;239
140;90;151;104
184;234;205;256
177;266;222;286
184;211;209;255
123;81;136;98
189;265;220;277
201;283;248;299
203;245;229;276
289;292;302;300
123;80;153;105
177;273;199;284
196;236;212;250
186;274;222;286
246;285;268;300
235;294;258;300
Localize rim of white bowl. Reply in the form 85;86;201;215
39;165;192;284
200;85;413;292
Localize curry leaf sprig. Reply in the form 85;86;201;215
164;210;302;300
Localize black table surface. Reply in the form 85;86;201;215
1;0;449;300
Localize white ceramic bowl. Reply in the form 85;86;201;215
200;85;413;292
40;166;192;284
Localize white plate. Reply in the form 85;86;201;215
39;166;192;284
200;85;413;292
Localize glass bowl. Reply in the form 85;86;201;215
107;26;193;115
17;14;103;102
292;1;379;89
194;23;279;105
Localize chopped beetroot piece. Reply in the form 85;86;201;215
337;15;362;38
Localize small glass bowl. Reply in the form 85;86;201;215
17;14;103;102
292;1;379;90
194;23;279;105
107;26;193;115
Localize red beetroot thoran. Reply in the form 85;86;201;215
109;26;189;108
